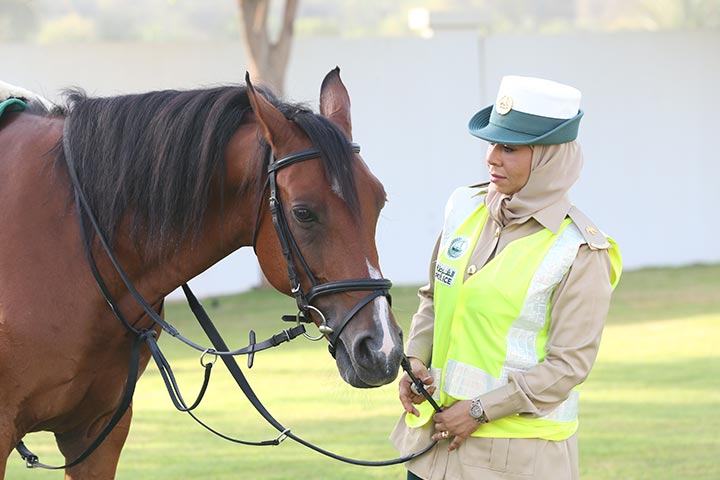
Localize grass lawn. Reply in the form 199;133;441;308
7;264;720;479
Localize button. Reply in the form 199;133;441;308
467;265;477;275
494;227;501;237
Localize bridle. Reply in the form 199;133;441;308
257;142;392;356
15;117;437;470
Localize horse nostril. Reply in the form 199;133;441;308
352;332;378;364
351;331;403;379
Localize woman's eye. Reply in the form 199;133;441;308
502;145;515;153
292;207;316;223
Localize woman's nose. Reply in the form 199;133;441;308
486;145;501;166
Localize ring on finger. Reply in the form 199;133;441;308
410;382;420;395
440;430;449;439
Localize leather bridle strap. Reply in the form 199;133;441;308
327;289;386;358
266;146;342;173
264;143;393;351
306;278;393;303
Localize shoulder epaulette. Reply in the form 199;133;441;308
568;206;611;250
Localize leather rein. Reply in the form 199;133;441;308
15;117;438;470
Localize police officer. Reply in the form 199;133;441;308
392;75;622;480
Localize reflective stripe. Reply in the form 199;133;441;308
428;367;443;402
501;222;584;379
441;223;584;423
443;359;579;423
439;187;485;252
443;359;503;399
544;390;579;422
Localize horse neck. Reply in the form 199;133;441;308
98;125;265;311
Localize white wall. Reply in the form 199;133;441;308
3;31;718;298
481;32;720;269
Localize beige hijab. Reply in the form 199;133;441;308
484;141;583;231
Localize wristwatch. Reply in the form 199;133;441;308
470;397;489;424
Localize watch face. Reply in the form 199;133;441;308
471;399;486;422
471;401;482;419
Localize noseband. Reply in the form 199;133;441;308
256;143;392;357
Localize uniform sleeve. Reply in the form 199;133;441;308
478;244;614;421
404;235;441;366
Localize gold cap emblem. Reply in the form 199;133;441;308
585;226;598;236
496;95;513;115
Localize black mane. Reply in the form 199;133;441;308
58;85;358;256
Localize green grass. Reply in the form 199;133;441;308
7;265;720;479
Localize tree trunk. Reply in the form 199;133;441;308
237;0;299;287
237;0;298;97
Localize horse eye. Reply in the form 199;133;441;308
292;206;316;223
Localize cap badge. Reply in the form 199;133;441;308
496;95;513;115
585;226;598;236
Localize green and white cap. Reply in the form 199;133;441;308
468;75;583;145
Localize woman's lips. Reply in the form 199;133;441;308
490;173;505;183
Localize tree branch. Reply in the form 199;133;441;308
278;0;298;47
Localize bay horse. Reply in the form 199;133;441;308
0;69;404;478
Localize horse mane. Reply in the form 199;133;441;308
57;85;358;257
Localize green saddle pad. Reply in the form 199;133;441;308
0;98;27;118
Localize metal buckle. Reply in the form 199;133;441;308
299;305;332;341
200;348;218;367
274;428;291;444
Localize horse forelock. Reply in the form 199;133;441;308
277;103;360;218
57;85;360;258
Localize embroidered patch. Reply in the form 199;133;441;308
435;262;457;287
446;236;469;260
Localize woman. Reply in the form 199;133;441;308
392;76;622;480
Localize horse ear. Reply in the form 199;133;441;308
319;66;353;140
245;72;292;150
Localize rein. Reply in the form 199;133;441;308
15;116;438;470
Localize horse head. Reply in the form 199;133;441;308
246;69;404;387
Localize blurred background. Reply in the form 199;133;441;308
2;0;719;299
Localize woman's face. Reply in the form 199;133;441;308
486;143;532;195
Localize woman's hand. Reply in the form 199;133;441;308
398;357;436;417
431;400;479;451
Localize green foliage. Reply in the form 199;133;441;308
6;264;720;479
2;0;718;44
36;13;97;44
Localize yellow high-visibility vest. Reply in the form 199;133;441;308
407;187;622;441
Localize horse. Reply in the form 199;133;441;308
0;68;405;479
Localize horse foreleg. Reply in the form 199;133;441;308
0;451;7;480
0;415;19;480
56;405;133;480
0;433;17;480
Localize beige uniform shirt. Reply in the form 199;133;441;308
393;199;615;479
